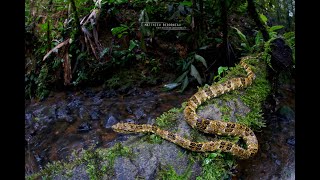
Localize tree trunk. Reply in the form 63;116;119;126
285;0;291;29
275;0;281;23
220;0;230;66
290;0;295;30
247;0;270;41
69;0;82;39
46;0;53;51
199;0;204;30
191;0;198;49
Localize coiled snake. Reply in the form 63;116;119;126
112;56;258;159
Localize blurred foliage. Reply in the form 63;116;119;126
25;0;295;100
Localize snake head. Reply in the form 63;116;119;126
111;123;136;133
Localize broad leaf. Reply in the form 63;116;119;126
100;48;109;58
218;66;228;75
240;43;250;51
199;45;210;50
255;31;263;45
185;14;192;24
214;38;223;43
269;25;284;32
174;71;188;83
259;13;268;24
190;64;202;84
180;0;192;7
181;76;189;92
111;25;128;38
232;27;248;45
194;54;207;68
128;40;138;51
182;60;192;71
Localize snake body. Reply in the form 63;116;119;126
112;56;258;159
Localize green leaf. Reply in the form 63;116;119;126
203;158;212;165
259;13;268;24
232;27;248;45
100;48;109;58
214;38;223;43
269;31;277;38
118;32;128;38
181;76;189;92
208;152;218;159
241;43;250;51
269;25;284;32
185;14;192;24
190;64;202;84
218;66;228;75
182;60;192;71
255;31;263;45
174;71;188;83
139;9;149;23
111;25;129;38
180;0;192;7
128;40;137;51
203;153;218;165
194;54;207;68
199;45;210;50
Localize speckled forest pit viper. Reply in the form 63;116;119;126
112;56;258;159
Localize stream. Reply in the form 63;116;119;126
25;86;196;175
25;77;295;179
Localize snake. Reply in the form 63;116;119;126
112;56;258;159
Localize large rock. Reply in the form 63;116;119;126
113;136;202;180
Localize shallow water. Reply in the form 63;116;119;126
25;86;195;175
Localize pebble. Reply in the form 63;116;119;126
77;122;92;133
286;137;295;146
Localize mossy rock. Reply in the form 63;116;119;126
26;55;271;180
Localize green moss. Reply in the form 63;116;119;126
192;55;269;179
144;133;163;144
219;104;232;122
96;143;132;177
184;151;236;180
196;152;235;180
237;57;270;129
26;143;132;180
142;107;184;144
177;151;186;159
157;56;270;179
158;164;193;180
27;56;270;180
205;55;270;130
155;107;183;128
